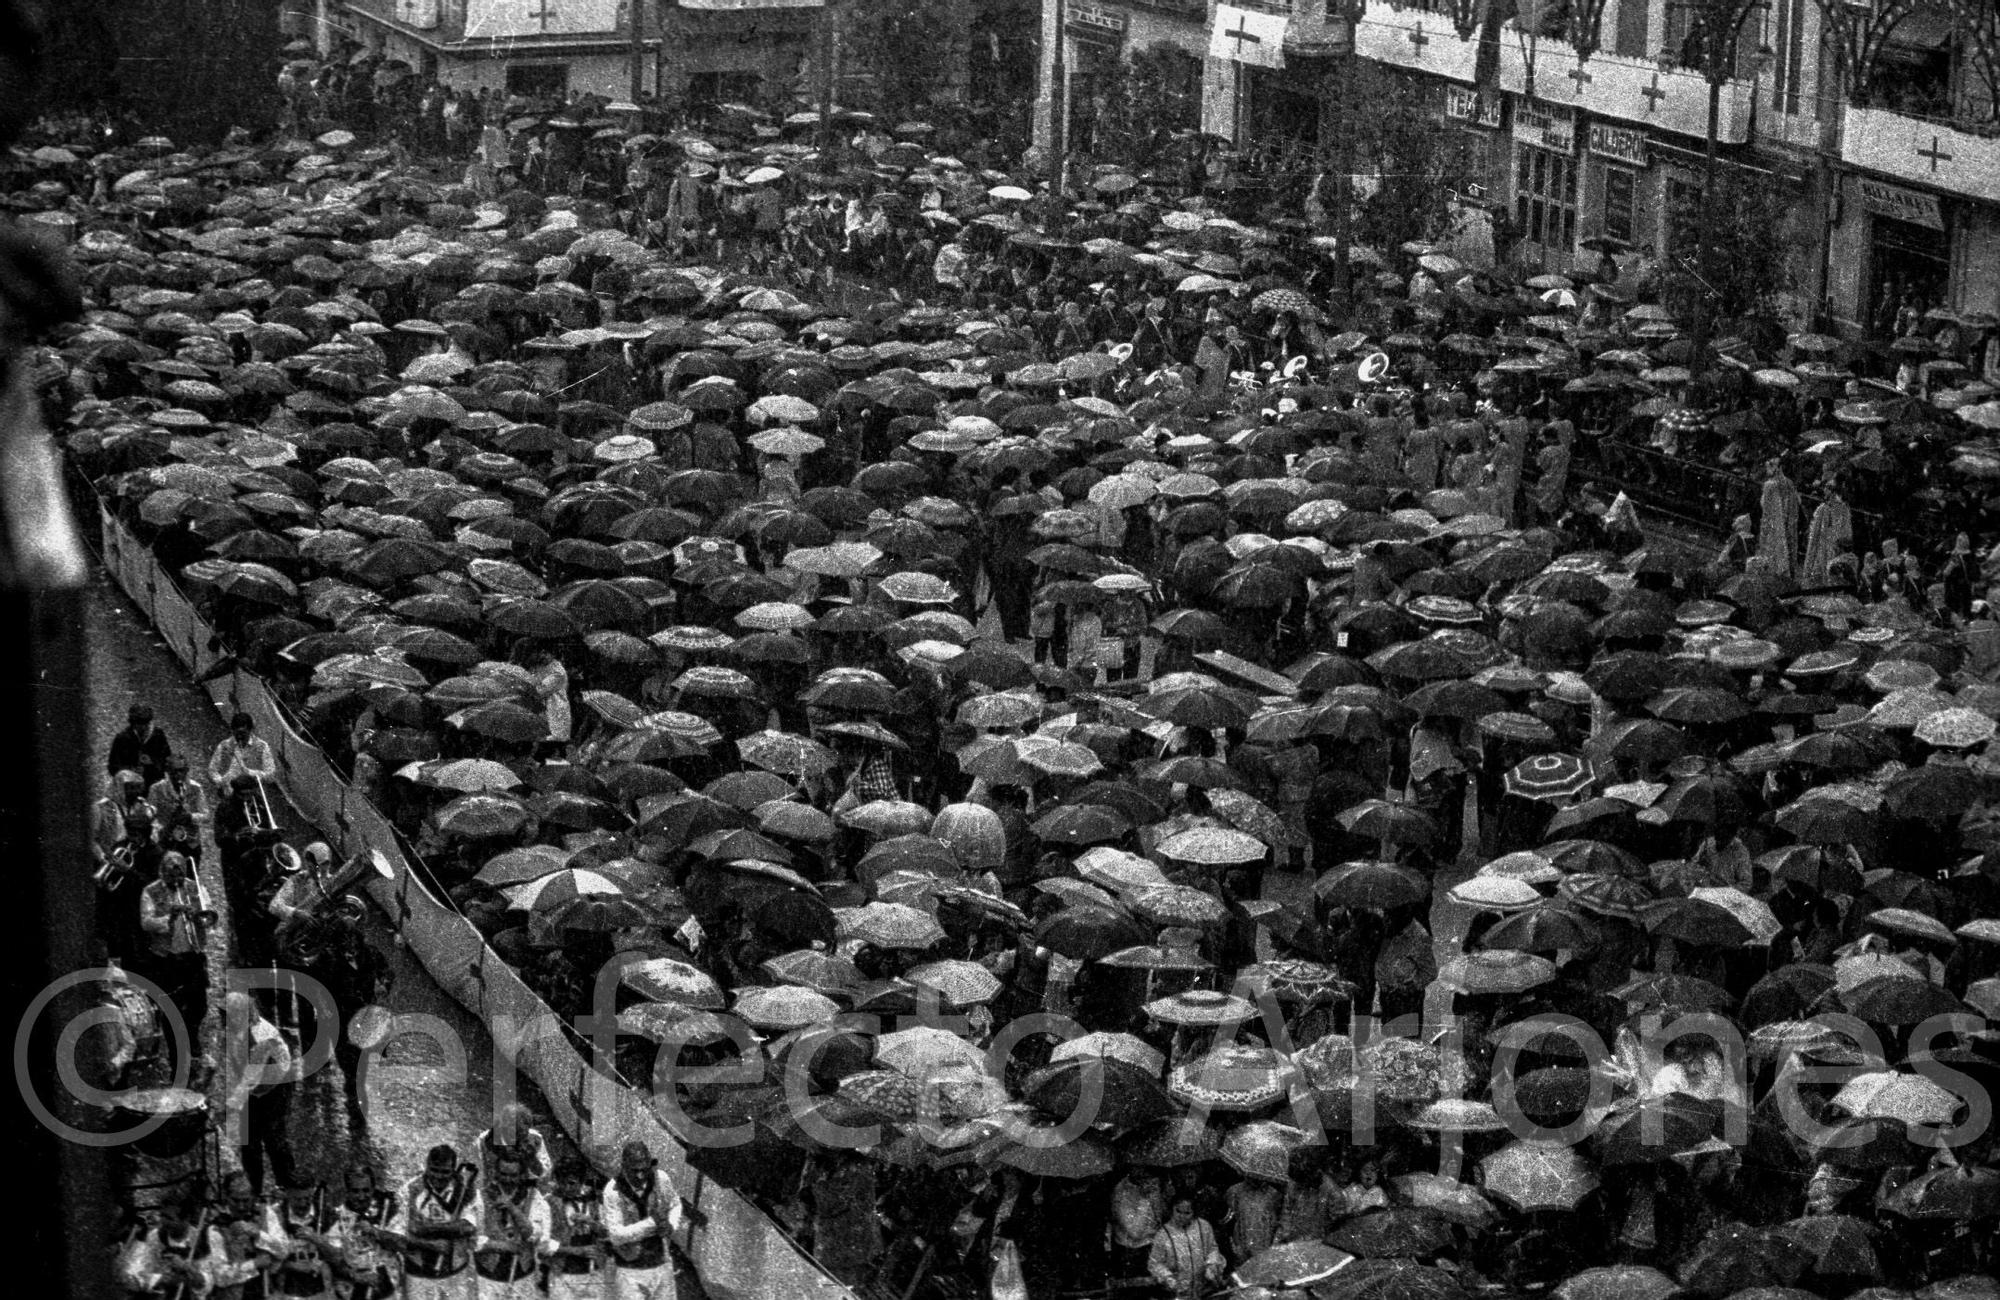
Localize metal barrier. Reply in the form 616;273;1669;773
98;503;858;1300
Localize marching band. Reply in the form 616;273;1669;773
101;698;694;1300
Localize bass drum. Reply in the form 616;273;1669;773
115;1086;209;1160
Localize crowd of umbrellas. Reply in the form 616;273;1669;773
15;99;2000;1300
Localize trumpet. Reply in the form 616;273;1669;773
93;843;137;891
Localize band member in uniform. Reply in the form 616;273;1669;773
390;1145;480;1300
547;1160;607;1300
209;712;277;790
285;891;390;1127
601;1140;685;1300
150;755;208;862
98;802;163;964
137;852;213;1042
476;1104;552;1188
224;990;299;1198
322;1164;399;1300
109;703;175;788
215;774;279;968
265;1179;337;1300
118;1189;221;1296
210;1172;279;1300
473;1152;555;1299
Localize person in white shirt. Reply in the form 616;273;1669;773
208;712;276;791
474;1151;557;1298
392;1145;481;1300
136;852;211;1038
223;990;297;1197
601;1140;685;1300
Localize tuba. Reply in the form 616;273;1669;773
275;850;391;964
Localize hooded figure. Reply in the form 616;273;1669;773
1757;462;1802;578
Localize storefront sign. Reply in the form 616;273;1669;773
1067;2;1129;36
1445;85;1504;129
1857;176;1946;231
1512;99;1574;153
1587;123;1647;167
396;0;440;27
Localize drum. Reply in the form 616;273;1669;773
117;1085;209;1159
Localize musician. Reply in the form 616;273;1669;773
546;1160;607;1300
390;1145;480;1300
210;1172;279;1300
150;755;210;841
209;712;277;790
473;1152;556;1299
96;806;163;962
601;1140;686;1300
109;703;175;788
264;1179;336;1300
294;891;390;1127
215;775;277;968
95;770;158;866
118;1190;222;1296
321;1164;398;1300
476;1104;552;1188
136;852;213;1041
223;990;299;1198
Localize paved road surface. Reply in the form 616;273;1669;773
86;562;707;1296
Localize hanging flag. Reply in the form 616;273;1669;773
1210;4;1289;69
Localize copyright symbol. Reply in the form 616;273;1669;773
16;967;192;1149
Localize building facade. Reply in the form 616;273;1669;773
335;0;823;105
1032;0;2000;336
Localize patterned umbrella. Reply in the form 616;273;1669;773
1221;1120;1312;1183
1505;753;1595;802
1145;988;1257;1027
1168;1044;1297;1111
760;949;863;996
733;984;842;1032
1481;1140;1600;1212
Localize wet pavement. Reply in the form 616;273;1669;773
85;561;708;1296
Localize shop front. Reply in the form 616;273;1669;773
1579;120;1651;252
1509;98;1579;271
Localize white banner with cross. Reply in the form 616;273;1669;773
1210;4;1290;69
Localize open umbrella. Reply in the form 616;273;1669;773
1481;1140;1600;1212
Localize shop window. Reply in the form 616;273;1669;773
506;63;569;98
1602;166;1636;245
1515;145;1577;253
1665;174;1702;256
687;70;762;110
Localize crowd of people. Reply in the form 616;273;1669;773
14;33;2000;1300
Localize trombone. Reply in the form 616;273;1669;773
246;776;280;836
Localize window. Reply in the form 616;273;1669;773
1452;127;1501;201
1602;166;1637;244
1612;0;1650;57
1515;145;1578;252
505;63;569;98
1769;0;1805;115
1666;175;1703;256
686;70;762;110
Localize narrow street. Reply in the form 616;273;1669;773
85;560;706;1297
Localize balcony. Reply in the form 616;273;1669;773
1354;8;1479;84
1496;40;1752;144
1842;105;2000;205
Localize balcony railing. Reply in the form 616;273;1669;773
1842;103;2000;203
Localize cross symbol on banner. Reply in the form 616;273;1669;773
1408;26;1430;52
1918;135;1954;170
1567;65;1593;90
534;0;558;30
1641;74;1668;110
1224;12;1264;56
